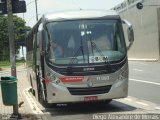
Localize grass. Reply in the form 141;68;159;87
0;61;10;68
0;60;25;68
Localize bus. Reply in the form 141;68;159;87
26;10;134;107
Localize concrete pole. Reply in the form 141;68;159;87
35;0;38;21
7;0;18;115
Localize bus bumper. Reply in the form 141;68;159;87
46;78;128;104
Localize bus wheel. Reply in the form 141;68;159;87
29;88;35;96
41;101;53;108
29;76;35;96
104;99;112;104
99;99;112;105
38;84;52;108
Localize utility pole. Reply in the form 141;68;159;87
35;0;38;21
7;0;18;115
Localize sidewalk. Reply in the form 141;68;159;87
0;65;42;120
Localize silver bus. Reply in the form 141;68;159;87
26;10;134;107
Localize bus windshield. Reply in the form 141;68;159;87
46;19;126;65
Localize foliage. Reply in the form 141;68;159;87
0;15;31;61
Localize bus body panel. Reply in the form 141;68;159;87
26;9;130;104
45;61;128;103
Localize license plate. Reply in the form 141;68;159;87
84;96;98;101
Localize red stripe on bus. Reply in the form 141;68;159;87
59;76;84;83
44;78;49;85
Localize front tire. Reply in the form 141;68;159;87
97;99;112;105
38;86;53;108
29;76;35;96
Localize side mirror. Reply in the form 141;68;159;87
122;19;134;50
127;26;134;43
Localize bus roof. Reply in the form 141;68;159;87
44;10;120;21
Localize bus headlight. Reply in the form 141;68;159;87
118;70;128;81
50;75;60;84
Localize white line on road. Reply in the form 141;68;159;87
136;101;149;106
130;78;160;86
155;107;160;110
133;69;143;72
124;98;132;101
118;96;160;111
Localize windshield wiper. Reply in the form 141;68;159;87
87;31;105;60
66;44;85;75
70;46;84;64
89;36;111;70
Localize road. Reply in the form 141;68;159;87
41;101;140;120
1;61;159;105
40;61;160;120
128;61;160;104
1;61;160;120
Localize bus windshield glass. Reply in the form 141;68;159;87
46;19;126;65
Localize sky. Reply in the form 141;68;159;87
18;0;125;27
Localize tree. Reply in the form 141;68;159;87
0;15;31;61
0;15;8;61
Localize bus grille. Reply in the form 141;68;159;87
67;85;112;95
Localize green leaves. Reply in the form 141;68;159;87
0;15;31;61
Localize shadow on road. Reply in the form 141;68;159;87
42;100;137;116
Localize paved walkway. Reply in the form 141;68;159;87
0;64;43;120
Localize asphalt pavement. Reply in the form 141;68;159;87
128;61;160;104
1;61;160;120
